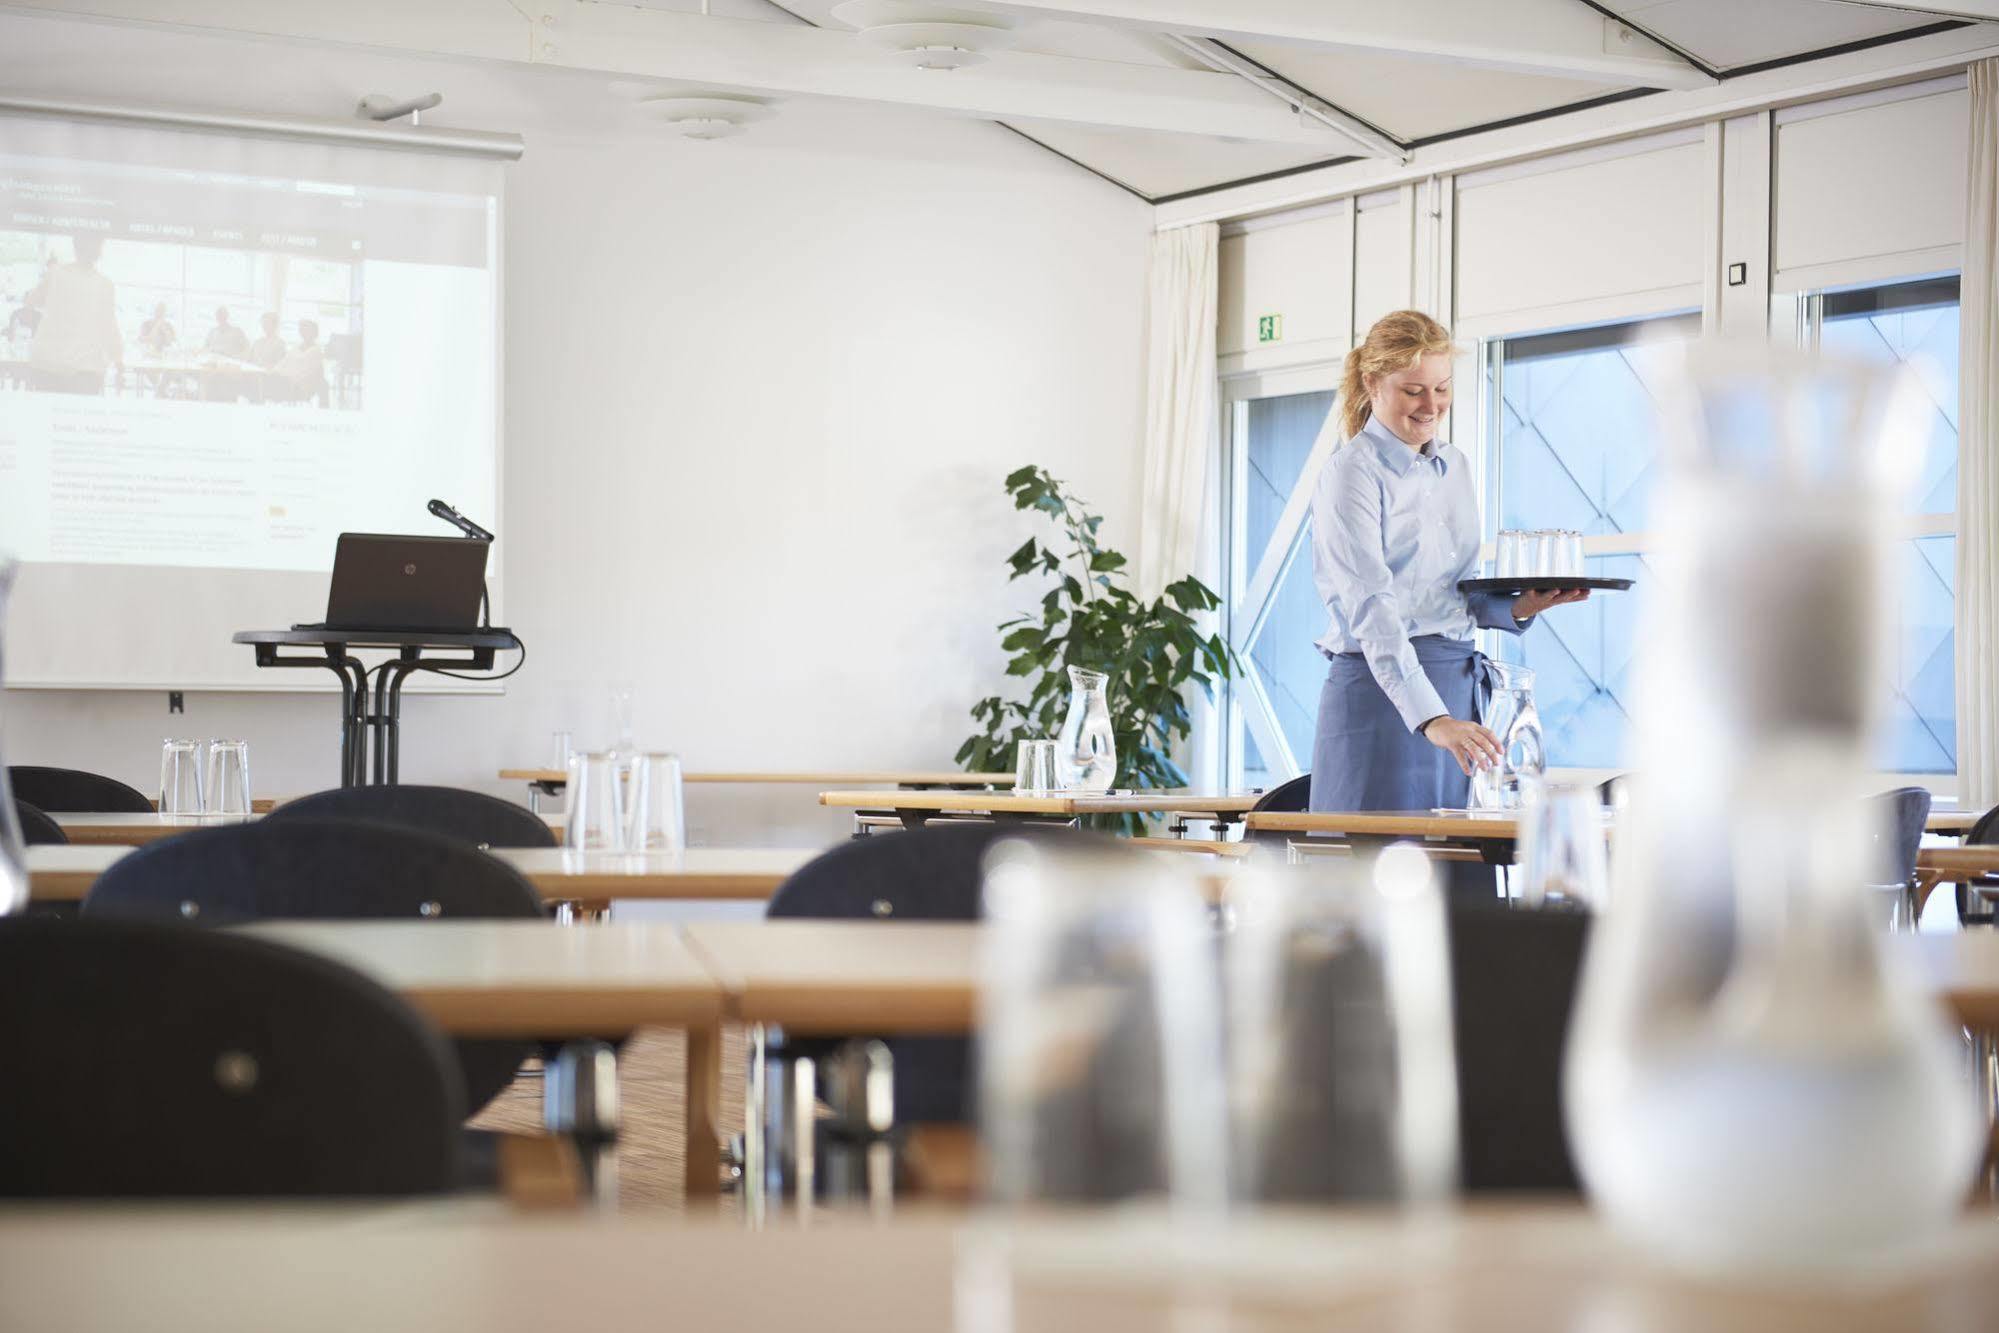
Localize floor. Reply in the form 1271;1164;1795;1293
471;1024;748;1209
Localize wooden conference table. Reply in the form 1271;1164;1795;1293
501;767;1016;810
8;1202;1999;1332
819;787;1264;833
1248;806;1982;849
25;843;816;909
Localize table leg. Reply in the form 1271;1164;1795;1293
685;1022;726;1204
385;659;419;784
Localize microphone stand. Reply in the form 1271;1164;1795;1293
427;500;495;630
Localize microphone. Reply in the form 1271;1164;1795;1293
428;498;494;542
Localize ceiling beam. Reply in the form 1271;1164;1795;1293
957;0;1717;89
7;0;1360;145
1829;1;1999;20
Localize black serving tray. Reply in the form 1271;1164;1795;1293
1458;576;1635;595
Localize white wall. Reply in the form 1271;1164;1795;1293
0;12;1153;845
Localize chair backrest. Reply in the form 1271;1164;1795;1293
85;817;546;923
0;915;462;1197
1447;900;1589;1193
1867;786;1932;889
266;784;556;849
1251;774;1312;813
768;822;1111;922
1968;804;1999;845
1597;774;1629;808
768;824;1118;1124
15;799;65;846
8;765;153;813
83;818;543;1113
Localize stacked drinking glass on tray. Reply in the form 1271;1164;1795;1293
1493;529;1585;580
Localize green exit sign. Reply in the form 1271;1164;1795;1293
1257;313;1284;344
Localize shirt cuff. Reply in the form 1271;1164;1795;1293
1394;671;1449;735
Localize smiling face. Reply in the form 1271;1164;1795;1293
1366;351;1453;449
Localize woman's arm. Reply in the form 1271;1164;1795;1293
1313;457;1447;734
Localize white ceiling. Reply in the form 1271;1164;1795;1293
7;0;1986;202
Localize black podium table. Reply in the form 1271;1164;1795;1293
233;628;521;787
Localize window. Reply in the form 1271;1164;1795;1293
1809;275;1960;773
1220;383;1338;790
1482;278;1959;775
1481;313;1695;770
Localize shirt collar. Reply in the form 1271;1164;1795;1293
1360;415;1449;476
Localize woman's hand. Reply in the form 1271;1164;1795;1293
1514;588;1590;619
1422;716;1504;776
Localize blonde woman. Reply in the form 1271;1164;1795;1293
1308;310;1587;812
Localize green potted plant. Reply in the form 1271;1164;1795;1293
957;466;1234;826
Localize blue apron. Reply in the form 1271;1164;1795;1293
1308;636;1492;812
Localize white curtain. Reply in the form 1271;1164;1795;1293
1135;223;1218;603
1959;58;1999;810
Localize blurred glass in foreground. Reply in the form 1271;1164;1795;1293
977;839;1226;1212
1564;340;1978;1271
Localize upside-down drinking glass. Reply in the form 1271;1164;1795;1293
1495;530;1529;579
159;739;204;816
564;751;626;852
977;838;1227;1211
626;752;685;854
1515;783;1607;910
1226;846;1459;1204
205;740;252;819
1013;740;1059;797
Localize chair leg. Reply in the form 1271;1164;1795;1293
544;1040;620;1209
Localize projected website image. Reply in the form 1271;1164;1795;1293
1;230;363;411
0;111;495;576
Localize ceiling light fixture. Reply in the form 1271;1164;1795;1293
638;93;779;140
829;1;1022;72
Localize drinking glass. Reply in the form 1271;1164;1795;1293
978;838;1228;1211
1013;740;1059;796
1494;530;1529;580
564;751;626;852
1226;846;1459;1204
1531;529;1565;577
159;739;204;816
626;751;685;854
550;730;574;771
1515;783;1608;910
205;740;252;819
1558;530;1586;579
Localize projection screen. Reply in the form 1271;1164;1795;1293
0;102;511;688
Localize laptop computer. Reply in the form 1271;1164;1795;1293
298;532;492;633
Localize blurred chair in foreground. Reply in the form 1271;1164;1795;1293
0;915;463;1197
1250;774;1312;814
84;818;545;1116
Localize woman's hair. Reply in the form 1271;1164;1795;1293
1339;310;1453;440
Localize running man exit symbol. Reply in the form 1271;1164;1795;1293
1258;314;1283;344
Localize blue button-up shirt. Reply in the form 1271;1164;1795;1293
1310;415;1528;732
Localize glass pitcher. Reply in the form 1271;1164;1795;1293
0;557;25;916
1562;342;1978;1271
1469;661;1543;810
1053;666;1117;794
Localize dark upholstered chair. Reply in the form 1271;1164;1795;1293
768;823;1115;1124
1960;804;1999;926
8;765;152;814
1447;900;1588;1193
266;784;555;849
14;799;65;846
1250;774;1311;814
0;915;462;1197
83;818;545;1113
1867;786;1932;930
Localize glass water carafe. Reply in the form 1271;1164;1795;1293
1470;661;1543;810
0;557;25;916
1562;342;1978;1271
1054;666;1117;793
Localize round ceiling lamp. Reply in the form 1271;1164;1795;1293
638;94;779;140
828;1;1022;71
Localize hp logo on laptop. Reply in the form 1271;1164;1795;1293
403;563;417;575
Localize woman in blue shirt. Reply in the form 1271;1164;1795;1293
1309;310;1587;812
